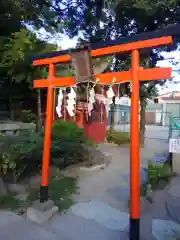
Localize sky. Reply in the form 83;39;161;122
59;35;77;49
157;51;180;94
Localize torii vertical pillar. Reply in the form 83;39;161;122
130;50;140;240
40;63;55;202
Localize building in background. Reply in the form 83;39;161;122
146;91;180;126
107;96;130;126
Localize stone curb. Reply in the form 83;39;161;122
79;163;108;172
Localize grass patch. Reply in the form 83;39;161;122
106;130;130;145
28;172;77;211
127;160;173;208
140;184;146;197
0;169;77;213
49;175;77;210
147;160;172;190
0;193;22;210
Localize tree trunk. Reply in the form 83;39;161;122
140;96;147;145
37;89;42;132
0;177;7;197
108;96;115;140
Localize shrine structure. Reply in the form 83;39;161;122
32;24;180;240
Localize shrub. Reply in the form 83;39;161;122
106;130;130;145
51;120;94;146
51;120;91;168
51;136;89;168
0;131;43;182
52;120;85;141
147;160;172;189
0;120;93;182
18;110;37;123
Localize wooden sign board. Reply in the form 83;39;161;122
71;48;94;82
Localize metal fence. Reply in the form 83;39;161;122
107;108;172;140
107;103;180;142
169;116;180;139
107;105;130;132
144;111;170;141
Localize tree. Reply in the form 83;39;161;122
0;0;64;37
54;0;180;143
1;0;179;137
0;26;60;122
0;0;81;121
111;0;180;143
0;28;56;101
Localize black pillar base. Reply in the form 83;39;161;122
40;186;48;203
129;218;140;240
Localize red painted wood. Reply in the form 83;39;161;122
84;121;106;143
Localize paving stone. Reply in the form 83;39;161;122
152;155;168;164
166;177;180;223
0;211;22;228
44;211;123;240
0;211;66;240
71;201;129;231
146;189;170;220
152;219;180;240
140;168;148;184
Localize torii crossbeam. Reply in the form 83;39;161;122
32;32;173;240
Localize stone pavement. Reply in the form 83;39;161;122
0;211;66;240
1;138;180;240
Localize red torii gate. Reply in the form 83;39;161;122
32;34;173;240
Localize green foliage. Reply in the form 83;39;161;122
52;120;85;141
0;171;77;212
0;132;43;182
48;175;77;210
0;0;62;37
28;171;77;211
133;0;177;13
52;120;94;145
0;193;21;210
51;136;89;168
147;160;172;189
140;184;146;197
106;130;130;145
0;28;56;85
51;120;91;168
17;110;37;123
0;120;93;182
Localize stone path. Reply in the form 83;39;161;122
1;138;180;240
43;138;173;240
0;211;63;240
